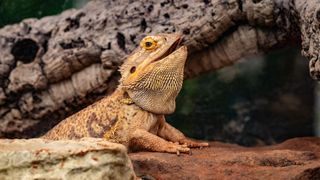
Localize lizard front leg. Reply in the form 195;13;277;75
129;129;190;154
158;120;209;148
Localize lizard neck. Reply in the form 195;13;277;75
115;85;176;115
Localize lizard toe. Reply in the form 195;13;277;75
167;144;190;154
180;138;209;148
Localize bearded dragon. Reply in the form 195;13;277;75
43;34;208;154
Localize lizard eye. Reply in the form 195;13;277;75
140;37;157;50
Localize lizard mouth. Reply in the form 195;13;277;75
153;37;182;62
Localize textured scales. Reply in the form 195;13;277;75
43;34;208;154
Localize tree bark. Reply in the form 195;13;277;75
0;0;315;138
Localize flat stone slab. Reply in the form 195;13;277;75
130;137;320;180
0;138;136;180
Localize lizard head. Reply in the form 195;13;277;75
120;34;187;114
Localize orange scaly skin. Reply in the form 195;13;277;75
43;34;208;154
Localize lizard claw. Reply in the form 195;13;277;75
167;143;190;155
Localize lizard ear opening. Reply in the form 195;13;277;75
130;66;136;73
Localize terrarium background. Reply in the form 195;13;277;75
0;0;318;146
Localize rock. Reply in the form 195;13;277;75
0;138;136;180
130;137;320;180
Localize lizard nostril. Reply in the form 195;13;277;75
130;66;136;73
